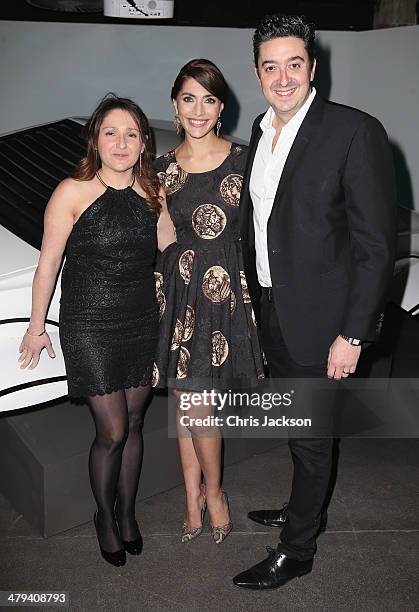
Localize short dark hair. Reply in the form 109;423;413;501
253;14;316;68
171;58;228;105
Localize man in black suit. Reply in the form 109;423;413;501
233;14;396;590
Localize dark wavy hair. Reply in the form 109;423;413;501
171;58;229;105
73;93;161;212
253;14;316;69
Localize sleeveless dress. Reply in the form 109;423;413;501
152;143;265;390
59;186;159;398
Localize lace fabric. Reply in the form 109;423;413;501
59;187;159;397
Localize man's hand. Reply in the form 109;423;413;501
327;335;361;380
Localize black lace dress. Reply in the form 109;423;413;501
153;143;265;390
59;186;159;398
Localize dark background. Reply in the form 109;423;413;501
1;0;378;31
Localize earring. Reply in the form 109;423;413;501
174;114;182;135
216;116;222;137
139;152;142;177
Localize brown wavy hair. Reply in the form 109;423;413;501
73;93;161;212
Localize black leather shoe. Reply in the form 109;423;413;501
248;503;288;527
233;547;313;590
93;512;126;567
248;504;328;533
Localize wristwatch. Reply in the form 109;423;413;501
340;334;361;346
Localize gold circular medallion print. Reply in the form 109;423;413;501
192;204;226;240
202;266;231;303
161;162;187;195
220;174;242;207
212;331;229;366
179;249;195;285
182;305;195;342
176;346;190;378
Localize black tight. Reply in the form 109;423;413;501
88;385;150;551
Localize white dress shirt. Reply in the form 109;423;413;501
250;87;317;287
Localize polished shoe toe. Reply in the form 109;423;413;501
248;503;328;534
233;547;312;590
233;567;266;589
247;503;288;527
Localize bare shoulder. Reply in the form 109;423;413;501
52;177;96;201
47;177;101;216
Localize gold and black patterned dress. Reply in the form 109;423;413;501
152;143;264;390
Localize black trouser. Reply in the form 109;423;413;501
260;288;334;561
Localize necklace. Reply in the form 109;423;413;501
96;171;135;189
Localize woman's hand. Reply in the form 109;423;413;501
18;178;75;371
18;331;56;370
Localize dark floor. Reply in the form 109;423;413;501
1;438;418;612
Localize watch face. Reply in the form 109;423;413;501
340;335;361;345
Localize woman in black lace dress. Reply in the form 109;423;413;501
19;95;173;566
154;60;264;545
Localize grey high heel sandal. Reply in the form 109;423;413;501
181;485;207;543
211;491;233;545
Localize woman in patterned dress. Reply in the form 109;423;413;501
154;60;265;544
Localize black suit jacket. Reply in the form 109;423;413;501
239;94;397;366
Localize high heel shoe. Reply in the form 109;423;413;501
181;485;207;543
114;500;143;555
211;491;233;545
93;511;126;567
121;522;143;556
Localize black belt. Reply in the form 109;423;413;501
260;286;273;302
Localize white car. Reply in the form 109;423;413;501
0;118;179;412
